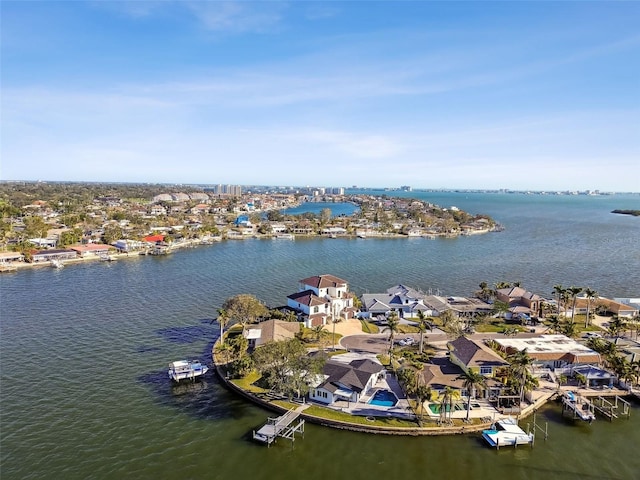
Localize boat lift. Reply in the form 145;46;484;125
561;391;596;422
591;395;631;421
253;408;305;447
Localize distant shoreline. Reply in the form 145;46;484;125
611;209;640;217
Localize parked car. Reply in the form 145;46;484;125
398;337;415;346
585;332;602;338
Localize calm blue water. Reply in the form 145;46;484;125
283;201;359;217
2;192;640;480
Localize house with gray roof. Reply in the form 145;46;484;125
448;336;509;378
309;358;386;405
360;285;446;319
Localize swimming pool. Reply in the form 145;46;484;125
368;389;398;407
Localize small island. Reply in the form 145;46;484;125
611;209;640;217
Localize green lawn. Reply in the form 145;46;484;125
230;371;268;394
360;320;379;334
303;405;417;428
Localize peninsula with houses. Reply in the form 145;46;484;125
0;182;500;271
213;274;640;441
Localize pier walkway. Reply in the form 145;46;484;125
253;406;306;447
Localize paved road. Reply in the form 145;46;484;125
340;331;548;354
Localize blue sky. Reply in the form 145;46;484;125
2;1;639;191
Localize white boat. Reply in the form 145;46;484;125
275;233;295;240
50;259;63;268
168;360;209;382
482;418;534;448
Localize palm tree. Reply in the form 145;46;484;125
607;316;627;339
631;359;640;387
567;286;583;324
583;287;598;328
416;384;432;424
553;284;566;317
217;308;229;345
382;311;401;361
476;281;492;302
562;321;578;339
456;369;486;421
311;324;324;342
438;386;460;424
416;310;432;354
508;349;535;402
545;315;562;334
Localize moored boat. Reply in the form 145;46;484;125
168;360;209;382
482;418;534;448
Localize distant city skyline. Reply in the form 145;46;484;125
2;1;639;192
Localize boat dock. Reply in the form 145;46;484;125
591;395;631;421
253;408;305;447
561;391;595;422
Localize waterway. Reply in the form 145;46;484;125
1;193;639;479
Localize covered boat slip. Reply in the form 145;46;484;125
253;409;305;447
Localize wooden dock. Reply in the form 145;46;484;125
252;408;305;447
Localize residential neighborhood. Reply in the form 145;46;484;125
0;182;500;270
216;274;640;433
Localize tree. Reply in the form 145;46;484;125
319;208;332;225
228;334;249;361
476;281;492;302
507;349;535;402
382;312;400;359
553;284;566;317
216;308;230;345
102;224;123;245
583;287;598;328
492;300;510;319
416;310;432;354
311;324;325;342
252;339;325;399
456;369;486;421
567;286;583;324
438;386;460;424
415;384;432;424
607;317;627;340
221;294;269;333
545;315;562;334
561;321;578;339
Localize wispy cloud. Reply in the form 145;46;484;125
185;1;286;33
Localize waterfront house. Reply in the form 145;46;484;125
445;296;493;318
310;358;386;405
31;249;77;263
448;336;509;378
0;252;24;264
243;320;300;349
69;243;113;258
321;226;347;236
287;275;355;327
495;286;543;319
360;284;444;319
574;297;638;318
491;335;601;371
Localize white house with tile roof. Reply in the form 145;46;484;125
287;274;355;327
